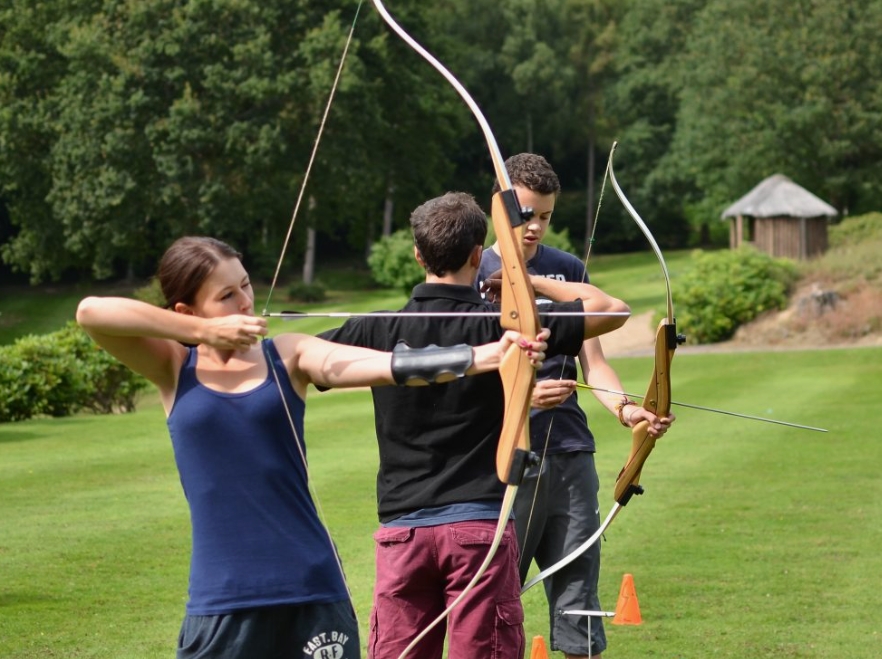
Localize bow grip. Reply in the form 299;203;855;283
490;189;541;484
613;318;674;504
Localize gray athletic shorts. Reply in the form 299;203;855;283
176;600;359;659
515;451;607;656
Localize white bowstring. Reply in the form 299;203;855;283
262;3;364;316
522;144;613;592
266;348;350;592
261;1;364;610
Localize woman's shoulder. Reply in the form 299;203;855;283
266;333;316;359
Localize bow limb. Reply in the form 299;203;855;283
607;141;682;505
522;143;682;594
612;318;674;502
367;4;539;488
369;2;538;657
521;503;621;593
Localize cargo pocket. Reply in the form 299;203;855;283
373;526;415;575
493;597;525;659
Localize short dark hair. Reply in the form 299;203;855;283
409;192;487;277
156;236;242;308
492;153;561;196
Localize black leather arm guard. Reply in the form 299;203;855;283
391;341;475;385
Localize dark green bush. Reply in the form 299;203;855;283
368;229;425;294
0;322;149;423
0;333;82;421
133;278;166;307
55;323;148;414
673;247;799;344
287;280;327;303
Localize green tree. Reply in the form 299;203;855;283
603;0;707;249
0;0;100;280
327;3;470;251
668;0;882;222
0;0;479;282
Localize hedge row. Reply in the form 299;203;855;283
0;322;148;423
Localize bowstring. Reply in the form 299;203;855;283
261;1;364;605
262;2;364;316
521;147;612;583
575;144;617;547
583;146;612;268
522;144;614;588
266;347;350;588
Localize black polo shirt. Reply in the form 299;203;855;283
319;283;585;522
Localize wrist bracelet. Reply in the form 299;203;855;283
615;398;638;427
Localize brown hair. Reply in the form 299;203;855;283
156;237;242;309
492;153;561;196
409;192;487;277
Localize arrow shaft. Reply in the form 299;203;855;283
267;311;630;319
575;382;827;432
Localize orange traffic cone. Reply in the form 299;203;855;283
530;635;550;659
612;573;642;625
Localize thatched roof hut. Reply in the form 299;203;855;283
721;174;838;260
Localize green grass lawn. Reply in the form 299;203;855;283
0;285;91;344
2;251;880;657
2;346;881;658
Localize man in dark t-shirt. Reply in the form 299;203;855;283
478;154;674;659
320;191;630;659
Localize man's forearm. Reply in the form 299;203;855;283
527;275;630;338
529;275;599;302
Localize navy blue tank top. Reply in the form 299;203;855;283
167;339;348;615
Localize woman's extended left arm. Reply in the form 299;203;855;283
277;329;549;394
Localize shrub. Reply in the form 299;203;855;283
133;278;166;307
673;247;799;344
368;229;425;294
0;323;149;423
287;280;327;303
0;333;82;421
55;323;148;414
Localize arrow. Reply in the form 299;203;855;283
574;382;827;432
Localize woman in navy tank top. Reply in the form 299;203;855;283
77;236;547;659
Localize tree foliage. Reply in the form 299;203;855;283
666;0;882;221
1;0;881;284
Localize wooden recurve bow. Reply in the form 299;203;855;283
522;142;685;594
368;1;540;656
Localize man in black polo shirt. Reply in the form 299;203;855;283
319;191;630;659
